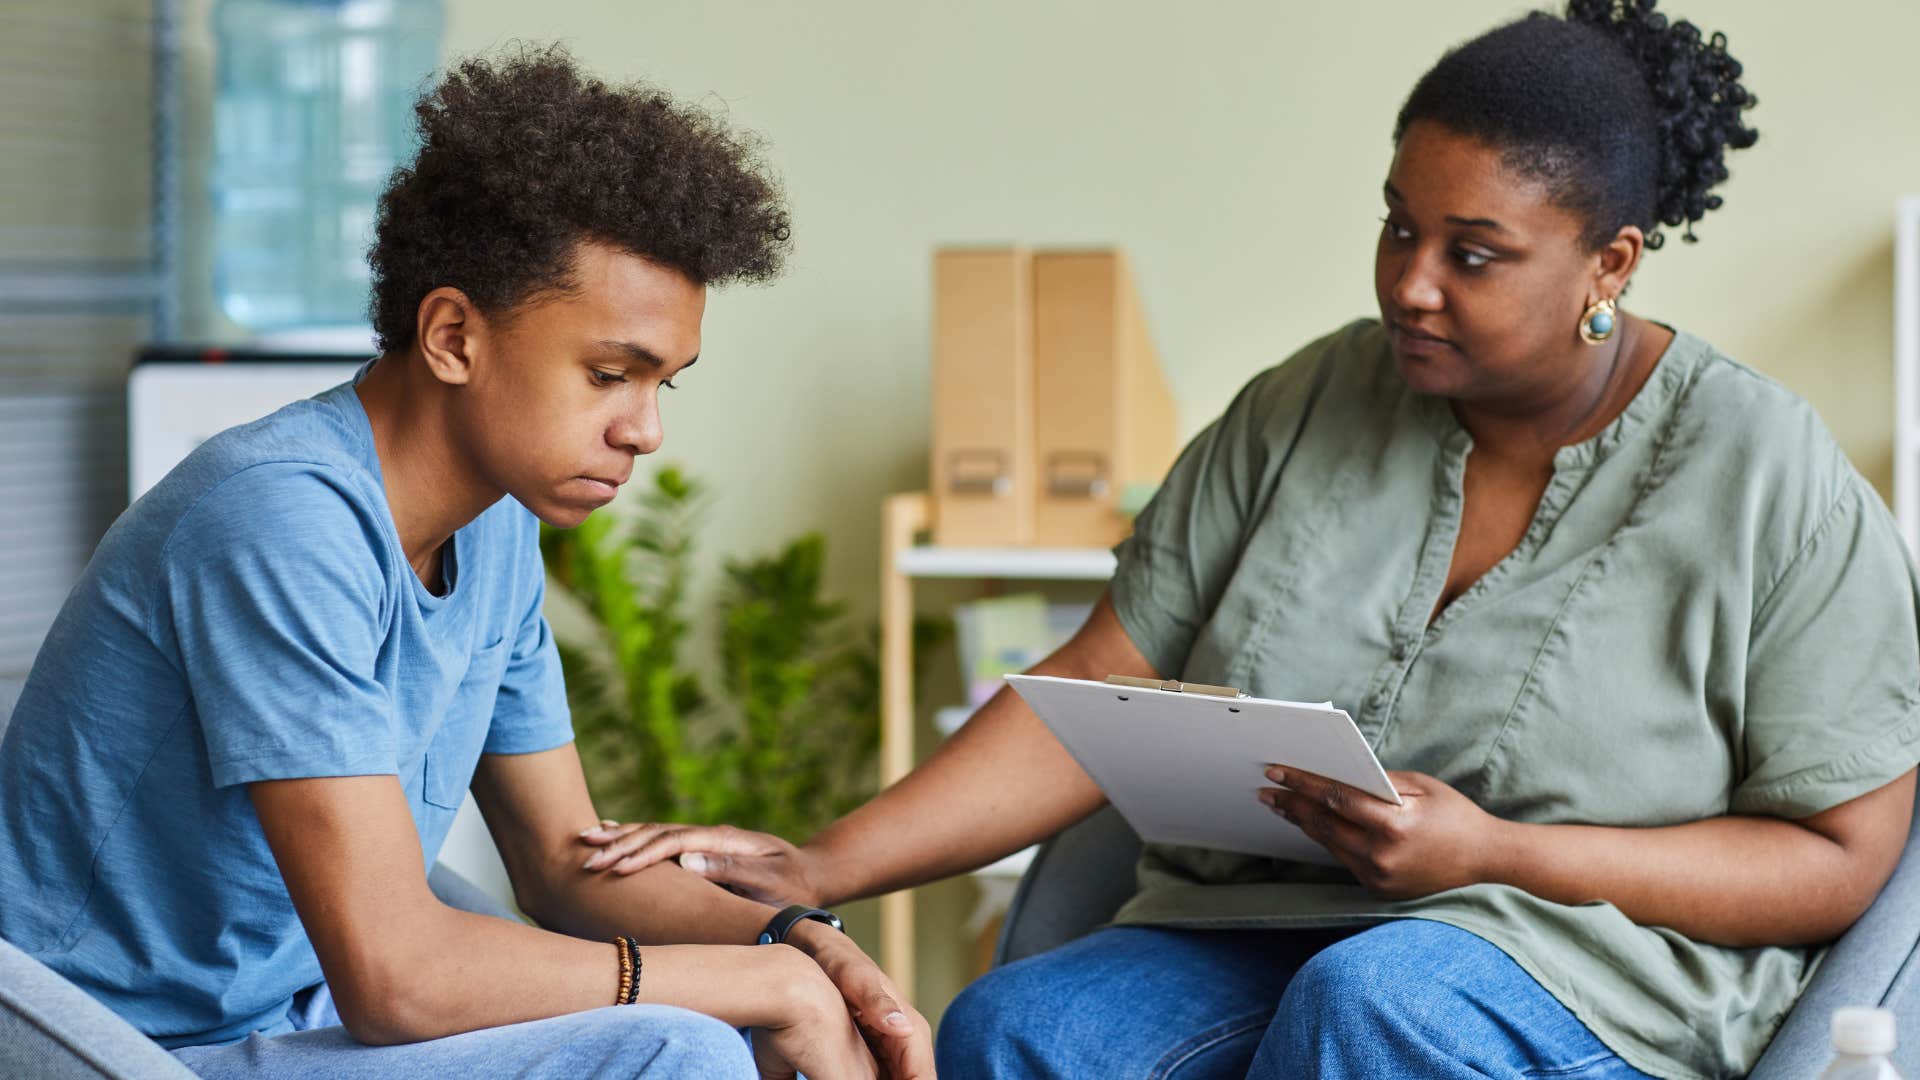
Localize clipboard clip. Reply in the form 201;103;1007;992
1104;675;1246;699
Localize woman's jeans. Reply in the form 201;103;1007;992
936;919;1655;1079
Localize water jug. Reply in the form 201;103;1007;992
212;0;442;333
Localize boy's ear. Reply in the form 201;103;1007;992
415;287;483;387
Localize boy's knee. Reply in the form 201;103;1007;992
590;1005;753;1075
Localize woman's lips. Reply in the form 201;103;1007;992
1391;321;1458;359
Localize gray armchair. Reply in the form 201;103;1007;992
0;692;527;1079
0;863;513;1079
992;801;1920;1077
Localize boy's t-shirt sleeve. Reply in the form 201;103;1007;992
482;512;573;755
156;463;399;788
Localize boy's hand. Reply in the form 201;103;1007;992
785;919;935;1080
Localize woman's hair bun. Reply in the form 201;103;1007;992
1566;0;1758;246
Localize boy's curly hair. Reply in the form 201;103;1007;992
368;44;791;352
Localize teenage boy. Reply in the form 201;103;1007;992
0;46;930;1079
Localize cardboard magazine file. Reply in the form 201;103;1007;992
1030;249;1178;548
930;248;1036;547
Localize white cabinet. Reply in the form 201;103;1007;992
1895;196;1920;552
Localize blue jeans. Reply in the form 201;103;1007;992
936;919;1654;1079
171;981;756;1079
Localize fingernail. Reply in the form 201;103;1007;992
680;853;707;873
583;852;606;868
885;1010;909;1030
600;818;618;827
1268;767;1287;784
578;826;602;838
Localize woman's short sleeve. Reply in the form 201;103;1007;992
1109;328;1348;679
1732;475;1920;818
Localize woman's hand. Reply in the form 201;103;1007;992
1260;767;1507;898
579;820;829;907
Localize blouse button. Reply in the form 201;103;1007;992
1391;641;1410;662
1369;690;1389;710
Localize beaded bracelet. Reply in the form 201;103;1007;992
624;936;644;1003
613;936;635;1006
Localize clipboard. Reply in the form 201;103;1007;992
1004;673;1400;866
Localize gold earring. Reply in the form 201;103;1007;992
1579;298;1617;345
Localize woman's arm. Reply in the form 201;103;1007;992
1266;765;1916;947
809;595;1158;902
582;593;1158;905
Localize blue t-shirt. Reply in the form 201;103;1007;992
0;373;573;1048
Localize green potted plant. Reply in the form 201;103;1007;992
541;466;945;839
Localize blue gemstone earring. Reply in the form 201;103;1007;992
1579;298;1617;345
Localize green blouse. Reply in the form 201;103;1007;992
1107;319;1920;1080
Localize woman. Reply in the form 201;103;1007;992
587;3;1920;1076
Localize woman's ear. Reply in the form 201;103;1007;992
1594;224;1646;301
414;287;482;387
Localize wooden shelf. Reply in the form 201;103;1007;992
896;545;1116;580
879;493;1118;999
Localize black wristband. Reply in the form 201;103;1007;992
757;904;842;946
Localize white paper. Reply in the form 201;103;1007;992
1005;674;1399;866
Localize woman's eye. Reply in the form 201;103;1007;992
660;379;678;392
590;369;626;386
1379;217;1413;243
1455;249;1493;269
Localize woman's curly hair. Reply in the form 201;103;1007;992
367;44;791;352
1394;0;1758;250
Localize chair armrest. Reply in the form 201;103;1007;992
992;805;1143;968
0;935;197;1080
0;861;511;1080
1749;789;1920;1078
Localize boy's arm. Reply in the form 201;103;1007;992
468;744;933;1076
248;773;876;1076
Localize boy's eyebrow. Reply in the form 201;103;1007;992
595;340;699;369
1382;182;1507;232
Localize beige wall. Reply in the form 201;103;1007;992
179;1;1920;605
176;0;1920;1012
433;0;1920;550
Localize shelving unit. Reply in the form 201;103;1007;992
877;492;1116;996
1895;196;1920;553
895;545;1117;580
